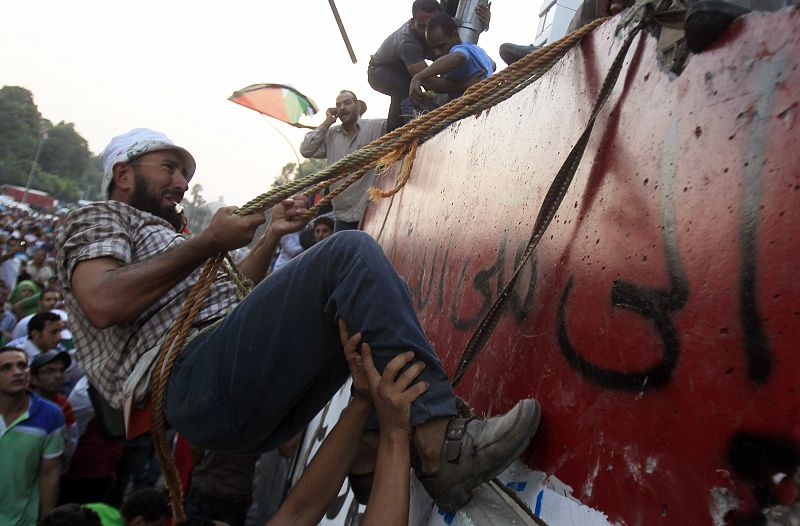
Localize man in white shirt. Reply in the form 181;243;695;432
0;236;25;292
7;312;63;362
299;91;386;232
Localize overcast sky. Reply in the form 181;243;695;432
1;0;542;205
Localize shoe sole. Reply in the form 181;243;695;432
435;399;542;512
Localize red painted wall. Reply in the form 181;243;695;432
363;10;799;525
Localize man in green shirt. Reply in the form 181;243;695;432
0;346;63;526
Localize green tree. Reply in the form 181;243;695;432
183;183;214;233
0;86;106;204
271;158;328;189
39;122;91;183
81;155;104;201
0;86;45;186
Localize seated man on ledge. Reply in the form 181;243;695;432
55;128;541;511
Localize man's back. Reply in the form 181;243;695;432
371;20;433;70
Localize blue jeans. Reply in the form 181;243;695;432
334;219;360;232
367;60;411;132
165;231;456;454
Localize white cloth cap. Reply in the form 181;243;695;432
100;128;196;197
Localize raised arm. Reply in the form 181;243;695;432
299;108;337;159
236;197;308;284
267;322;372;526
360;345;428;526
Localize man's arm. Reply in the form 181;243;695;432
410;53;468;96
299;108;337;159
360;345;427;526
236;197;309;284
363;430;411;526
406;61;469;94
71;207;266;329
38;456;60;517
267;397;371;526
267;327;372;526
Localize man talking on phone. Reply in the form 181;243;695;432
299;90;386;232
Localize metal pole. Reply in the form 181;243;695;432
327;0;357;64
22;131;47;205
262;115;302;173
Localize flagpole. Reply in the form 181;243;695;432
262;115;302;171
327;0;357;64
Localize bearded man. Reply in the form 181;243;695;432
55;128;541;512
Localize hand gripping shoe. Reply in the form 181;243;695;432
420;398;542;512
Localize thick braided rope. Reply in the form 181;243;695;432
368;139;419;202
298;166;372;221
150;254;224;522
235;18;606;217
149;18;607;519
231;17;605;220
223;254;253;300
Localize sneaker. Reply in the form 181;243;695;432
499;43;541;65
684;0;751;53
420;398;542;512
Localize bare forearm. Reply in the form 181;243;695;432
362;431;411;526
416;53;467;92
420;76;465;93
237;229;280;284
39;466;59;516
269;397;371;526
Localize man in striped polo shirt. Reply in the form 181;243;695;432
0;346;64;526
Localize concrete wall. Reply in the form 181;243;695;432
362;9;800;525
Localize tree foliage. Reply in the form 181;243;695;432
0;86;104;204
183;183;215;233
0;86;45;189
270;158;328;189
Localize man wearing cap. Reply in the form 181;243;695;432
56;127;540;513
0;346;64;525
299;90;386;232
30;350;79;471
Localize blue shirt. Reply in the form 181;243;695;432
445;42;495;84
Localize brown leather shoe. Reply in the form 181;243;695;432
420;398;542;512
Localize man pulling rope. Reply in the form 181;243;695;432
55;128;541;513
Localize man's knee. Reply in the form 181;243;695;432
330;230;377;252
317;230;385;267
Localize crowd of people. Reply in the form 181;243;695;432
0;201;366;526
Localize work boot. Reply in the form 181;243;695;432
420;398;542;512
499;43;541;65
684;0;751;53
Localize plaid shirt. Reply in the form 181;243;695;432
56;201;237;407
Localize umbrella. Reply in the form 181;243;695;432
228;83;319;129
